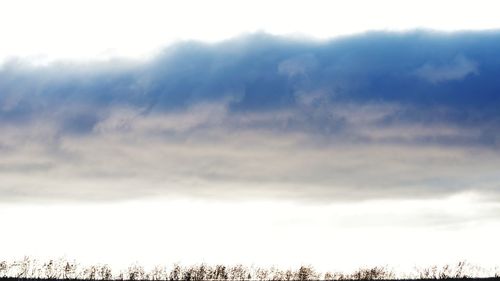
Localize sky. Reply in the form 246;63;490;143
2;0;500;275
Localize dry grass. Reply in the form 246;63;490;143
0;257;497;281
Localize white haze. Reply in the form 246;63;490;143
1;0;500;63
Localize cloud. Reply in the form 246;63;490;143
1;31;500;202
278;53;318;78
414;54;479;83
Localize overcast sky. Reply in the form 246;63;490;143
2;0;500;274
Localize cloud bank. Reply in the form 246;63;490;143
2;31;500;202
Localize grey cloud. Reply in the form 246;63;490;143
0;106;499;203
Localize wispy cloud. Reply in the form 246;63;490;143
414;54;479;83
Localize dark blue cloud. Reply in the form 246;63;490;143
1;31;500;142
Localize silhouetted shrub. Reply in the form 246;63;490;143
227;264;248;281
150;265;167;281
100;264;113;280
324;271;348;280
349;266;394;280
127;264;145;281
212;265;228;280
295;265;319;281
62;260;78;279
0;257;496;280
416;261;473;279
0;261;8;278
169;264;181;281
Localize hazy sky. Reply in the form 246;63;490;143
2;0;500;274
2;0;500;62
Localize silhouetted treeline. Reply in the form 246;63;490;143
0;257;496;280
